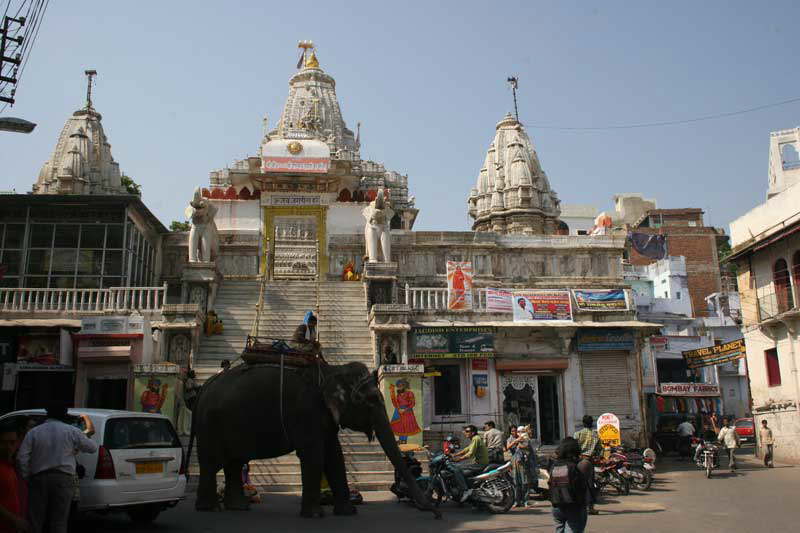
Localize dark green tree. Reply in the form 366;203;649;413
170;220;191;232
121;175;142;196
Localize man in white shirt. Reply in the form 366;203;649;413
17;404;98;533
676;418;695;459
717;417;740;472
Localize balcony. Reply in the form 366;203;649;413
0;284;168;314
405;286;491;312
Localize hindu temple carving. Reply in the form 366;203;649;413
362;188;394;263
187;187;219;263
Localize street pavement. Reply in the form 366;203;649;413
75;449;797;532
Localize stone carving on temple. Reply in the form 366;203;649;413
362;188;394;263
187;187;219;263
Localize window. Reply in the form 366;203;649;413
793;250;800;297
676;291;681;300
104;418;181;449
780;142;800;170
773;259;794;313
765;348;781;387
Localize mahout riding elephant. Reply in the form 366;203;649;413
190;361;439;518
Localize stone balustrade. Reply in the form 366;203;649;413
0;283;167;314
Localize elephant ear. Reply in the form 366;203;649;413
323;378;348;427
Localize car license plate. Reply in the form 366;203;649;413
135;462;164;474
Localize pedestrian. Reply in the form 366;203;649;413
759;419;774;468
508;425;531;508
573;416;600;515
483;421;504;464
16;404;98;533
505;426;520;455
549;437;589;533
717;417;740;472
1;422;29;533
184;369;200;411
676;418;695;459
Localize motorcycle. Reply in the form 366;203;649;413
694;440;720;478
593;455;630;496
421;450;515;513
609;447;653;491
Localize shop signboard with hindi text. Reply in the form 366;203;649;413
511;290;572;322
572;289;628;311
597;412;621;446
412;326;495;359
682;339;746;369
577;329;635;352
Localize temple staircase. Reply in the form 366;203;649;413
191;279;393;494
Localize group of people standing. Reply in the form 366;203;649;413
0;404;97;533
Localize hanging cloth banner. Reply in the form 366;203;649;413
629;232;667;260
512;290;573;322
572;289;628;311
485;288;513;312
446;261;473;310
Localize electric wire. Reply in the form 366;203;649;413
527;96;800;131
0;0;47;111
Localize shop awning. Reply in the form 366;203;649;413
495;358;569;371
78;345;131;360
0;318;83;328
412;320;661;329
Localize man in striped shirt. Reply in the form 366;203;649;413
573;416;600;515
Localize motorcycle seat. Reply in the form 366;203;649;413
480;464;502;474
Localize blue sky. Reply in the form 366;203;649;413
2;1;799;232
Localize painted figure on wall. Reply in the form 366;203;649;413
140;377;169;414
389;379;421;444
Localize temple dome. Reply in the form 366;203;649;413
33;96;127;195
468;113;561;235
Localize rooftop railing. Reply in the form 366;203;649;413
0;284;168;314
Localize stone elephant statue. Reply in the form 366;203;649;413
189;361;439;518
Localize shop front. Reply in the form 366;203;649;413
647;382;722;453
496;359;568;446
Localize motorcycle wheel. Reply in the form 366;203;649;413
485;483;515;514
706;462;712;478
630;466;652;491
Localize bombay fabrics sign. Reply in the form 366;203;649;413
682;339;746;369
446;261;473;310
658;383;720;397
572;289;628;311
511;290;572;322
412;326;495;359
577;329;635;352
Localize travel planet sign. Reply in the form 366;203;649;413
597;412;621;447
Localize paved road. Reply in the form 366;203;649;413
75;450;797;532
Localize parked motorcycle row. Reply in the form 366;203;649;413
390;443;657;514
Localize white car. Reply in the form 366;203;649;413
1;408;186;524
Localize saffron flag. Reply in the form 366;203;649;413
447;261;473;310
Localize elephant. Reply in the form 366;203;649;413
189;360;439;519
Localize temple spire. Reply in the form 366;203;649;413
85;69;97;109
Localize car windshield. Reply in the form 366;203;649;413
736;420;754;428
104;418;180;450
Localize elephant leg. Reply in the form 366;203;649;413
323;435;356;516
297;447;325;518
223;462;250;511
196;462;221;511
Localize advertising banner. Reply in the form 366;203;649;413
682;339;746;369
658;383;720;397
572;289;628;311
576;329;635;352
133;366;178;422
597;412;621;446
485;288;513;312
446;261;473;310
412;326;495;358
511;290;573;322
383;374;423;447
17;336;59;365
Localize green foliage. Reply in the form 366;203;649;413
121;175;142;196
170;220;191;232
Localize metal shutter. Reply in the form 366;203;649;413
581;352;633;418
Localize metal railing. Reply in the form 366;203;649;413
0;283;168;313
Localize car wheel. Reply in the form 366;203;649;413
128;504;161;524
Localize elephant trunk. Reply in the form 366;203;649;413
371;407;441;519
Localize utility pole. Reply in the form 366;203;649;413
507;76;519;121
0;14;26;106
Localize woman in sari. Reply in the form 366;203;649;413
508;425;530;508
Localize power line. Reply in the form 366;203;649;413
526;96;800;131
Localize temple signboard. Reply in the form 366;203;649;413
261;139;330;174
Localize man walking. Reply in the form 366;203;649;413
549;437;590;533
573;416;600;515
717;417;740;472
16;405;98;533
483;421;504;464
759;419;774;468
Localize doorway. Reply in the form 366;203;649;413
272;216;318;279
87;378;128;410
501;374;562;445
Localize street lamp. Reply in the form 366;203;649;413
0;117;36;133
